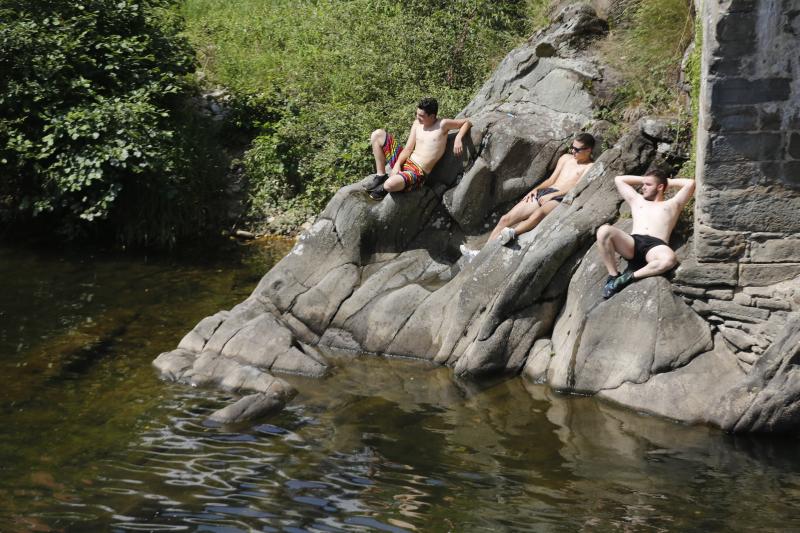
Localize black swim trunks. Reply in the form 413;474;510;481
535;187;564;204
628;234;670;271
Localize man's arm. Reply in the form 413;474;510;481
667;177;695;207
440;118;472;156
391;124;417;175
614;175;642;204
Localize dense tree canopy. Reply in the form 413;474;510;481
0;0;224;245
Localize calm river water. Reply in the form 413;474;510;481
2;240;800;532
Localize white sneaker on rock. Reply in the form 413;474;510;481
498;227;516;245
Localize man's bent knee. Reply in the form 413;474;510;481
597;224;612;240
370;129;386;145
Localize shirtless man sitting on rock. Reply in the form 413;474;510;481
597;169;695;298
460;133;595;260
363;97;472;201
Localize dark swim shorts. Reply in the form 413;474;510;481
628;234;670;271
535;187;564;204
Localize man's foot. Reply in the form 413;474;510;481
368;186;388;201
364;173;388;191
602;274;619;299
459;244;479;262
603;270;635;299
498;227;516;245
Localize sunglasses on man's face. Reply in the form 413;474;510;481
568;145;589;153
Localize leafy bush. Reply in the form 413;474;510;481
181;0;548;228
0;0;225;246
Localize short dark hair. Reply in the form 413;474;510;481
417;97;438;117
645;168;670;187
575;132;595;149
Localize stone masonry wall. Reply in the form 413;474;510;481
695;0;800;268
677;0;800;370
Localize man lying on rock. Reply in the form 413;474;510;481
363;97;472;200
460;133;595;260
597;169;695;298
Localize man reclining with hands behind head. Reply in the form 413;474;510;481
597;169;695;298
460;133;595;260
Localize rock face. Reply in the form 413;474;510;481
155;4;800;433
155;4;628;419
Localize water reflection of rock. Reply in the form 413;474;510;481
524;381;800;530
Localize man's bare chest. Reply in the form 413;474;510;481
556;162;591;184
415;127;444;146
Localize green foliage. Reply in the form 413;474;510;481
598;0;695;119
677;13;702;178
181;0;548;225
0;0;225;246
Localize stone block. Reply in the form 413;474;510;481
789;110;800;130
709;57;743;77
728;0;757;12
710;78;791;106
716;13;756;42
701;161;765;188
737;350;758;365
750;238;800;262
739;263;800;286
674;260;738;286
789;132;800;159
709;132;784;162
753;297;792;311
708;106;758;132
672;285;706;297
782;161;800;189
715;39;759;57
732;293;752;306
719;325;758;350
693;224;747;261
706;288;734;300
761;161;782;181
694;298;770;322
698;188;800;234
743;286;775;298
760;107;783;130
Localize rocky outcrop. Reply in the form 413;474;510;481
155;3;800;433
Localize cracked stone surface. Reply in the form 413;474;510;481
154;4;623;421
153;3;800;432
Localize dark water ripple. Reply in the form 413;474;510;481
3;242;800;531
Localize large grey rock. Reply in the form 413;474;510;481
207;388;295;424
155;3;800;433
712;313;800;433
599;333;744;425
154;5;626;417
549;242;713;393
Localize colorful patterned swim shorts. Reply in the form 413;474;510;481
382;132;427;191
